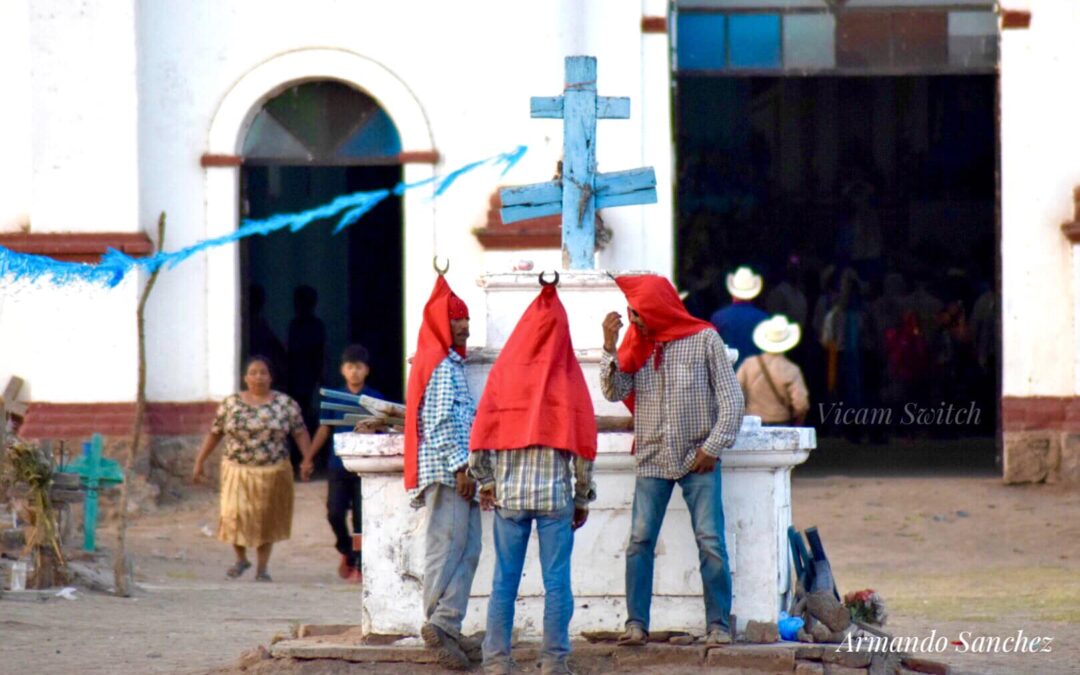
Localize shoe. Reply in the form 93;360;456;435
704;626;732;645
616;624;648;647
346;566;363;584
420;623;470;670
255;570;273;582
225;560;251;579
541;658;575;675
457;633;483;662
337;553;351;579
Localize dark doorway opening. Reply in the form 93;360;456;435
241;165;403;470
675;75;999;473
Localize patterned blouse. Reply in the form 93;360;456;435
211;391;305;466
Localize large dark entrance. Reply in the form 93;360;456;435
672;5;1000;472
238;81;404;470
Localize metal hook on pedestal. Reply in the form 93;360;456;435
539;270;560;287
433;256;450;276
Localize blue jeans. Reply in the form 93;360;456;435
483;501;575;670
625;468;732;632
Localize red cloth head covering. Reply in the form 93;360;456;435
614;274;715;374
404;276;468;489
448;293;470;320
469;285;597;460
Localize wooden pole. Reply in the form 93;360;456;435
113;212;166;597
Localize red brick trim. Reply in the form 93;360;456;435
642;16;668;34
19;402;219;439
1001;9;1031;30
0;233;154;263
201;153;243;167
1001;396;1080;432
396;150;440;164
473;188;562;251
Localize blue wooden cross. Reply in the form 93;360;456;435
499;56;657;269
59;433;124;552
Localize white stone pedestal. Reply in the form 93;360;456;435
335;270;815;637
337;417;813;637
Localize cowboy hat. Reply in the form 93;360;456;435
726;266;763;301
753;315;801;354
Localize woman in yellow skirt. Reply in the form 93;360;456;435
193;355;314;581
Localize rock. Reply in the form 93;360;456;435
869;652;903;675
706;646;795;671
797;646;825;660
808;591;852;632
1059;433;1080;483
235;645;270;669
796;663;826;675
744;620;780;644
812;622;833;643
824;648;872;668
269;632;289;645
1003;431;1058;484
669;634;697;646
822;665;868;675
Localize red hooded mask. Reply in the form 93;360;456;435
469;284;597;460
614;275;716;417
404;276;468;490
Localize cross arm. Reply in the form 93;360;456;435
594;167;657;209
499;180;562;223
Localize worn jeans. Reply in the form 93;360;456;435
625;468;732;632
423;483;482;637
326;463;361;561
483;501;575;671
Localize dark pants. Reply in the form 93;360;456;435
327;463;361;563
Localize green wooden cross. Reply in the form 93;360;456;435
59;434;124;551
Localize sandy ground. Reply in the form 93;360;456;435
2;473;1079;675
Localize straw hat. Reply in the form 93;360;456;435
726;266;763;300
752;315;801;354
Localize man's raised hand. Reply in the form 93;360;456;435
603;312;624;354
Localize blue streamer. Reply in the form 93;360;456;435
0;145;527;287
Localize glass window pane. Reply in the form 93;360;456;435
334;108;402;159
783;14;835;69
677;12;727;70
949;11;998;69
729;14;781;69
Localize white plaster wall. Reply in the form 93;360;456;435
0;279;139;402
1000;0;1078;396
0;0;33;232
3;1;673;404
28;0;141;233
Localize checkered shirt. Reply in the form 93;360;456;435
410;351;475;505
468;445;596;512
600;329;744;480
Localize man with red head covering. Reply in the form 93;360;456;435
468;282;597;675
402;275;481;670
600;274;744;647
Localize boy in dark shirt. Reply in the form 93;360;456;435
309;344;381;582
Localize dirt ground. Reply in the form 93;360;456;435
2;473;1079;675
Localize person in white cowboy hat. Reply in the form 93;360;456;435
736;315;810;426
709;266;768;370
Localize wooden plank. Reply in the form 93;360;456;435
561;56;599;269
596;96;630;119
499;181;562;208
596;188;657;211
2;376;23;403
320;401;366;414
320;388;362;404
530;96;564;118
500;202;562;224
594;168;656;196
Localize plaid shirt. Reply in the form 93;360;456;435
600;329;744;480
411;351;475;505
469;445;595;512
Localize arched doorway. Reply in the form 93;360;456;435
239;80;404;467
